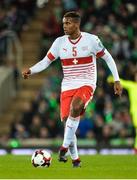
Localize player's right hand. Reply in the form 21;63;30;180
22;69;31;79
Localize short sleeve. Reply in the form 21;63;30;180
47;37;60;61
94;36;105;58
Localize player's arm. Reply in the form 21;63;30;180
102;49;122;96
22;56;52;79
94;36;122;96
22;38;60;79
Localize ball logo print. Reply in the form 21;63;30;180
31;150;52;167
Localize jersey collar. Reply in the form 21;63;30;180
68;34;82;45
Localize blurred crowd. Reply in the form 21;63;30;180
2;0;137;146
0;0;37;89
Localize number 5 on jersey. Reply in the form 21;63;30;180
72;47;77;57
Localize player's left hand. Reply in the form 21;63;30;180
114;81;122;96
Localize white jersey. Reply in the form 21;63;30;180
47;32;105;92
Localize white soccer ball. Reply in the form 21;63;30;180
31;149;52;167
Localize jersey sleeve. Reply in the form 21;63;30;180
47;37;60;61
30;38;60;74
93;36;105;58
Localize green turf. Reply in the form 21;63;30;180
0;154;137;179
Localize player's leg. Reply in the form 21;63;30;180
62;86;93;148
61;95;84;149
60;97;82;167
69;134;81;167
59;119;68;162
59;118;80;164
59;118;81;164
69;134;78;159
61;94;86;167
59;86;93;167
62;96;82;148
59;89;74;162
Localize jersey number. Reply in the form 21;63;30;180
72;47;77;56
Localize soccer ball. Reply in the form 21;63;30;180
31;149;52;167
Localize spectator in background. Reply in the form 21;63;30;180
20;101;35;129
39;8;62;59
30;114;42;138
10;122;29;139
0;22;22;90
102;124;112;145
62;0;78;11
6;4;28;37
131;38;137;64
0;21;8;65
39;127;49;139
77;115;94;138
93;114;104;143
94;88;106;117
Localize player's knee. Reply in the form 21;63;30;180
70;101;84;117
70;104;80;113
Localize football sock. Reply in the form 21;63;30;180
69;134;79;160
62;116;80;148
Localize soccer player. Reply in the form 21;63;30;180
108;72;137;153
22;11;122;167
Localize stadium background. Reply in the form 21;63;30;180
0;0;137;155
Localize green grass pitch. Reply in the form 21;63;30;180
0;154;137;179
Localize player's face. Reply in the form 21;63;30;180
63;17;78;35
